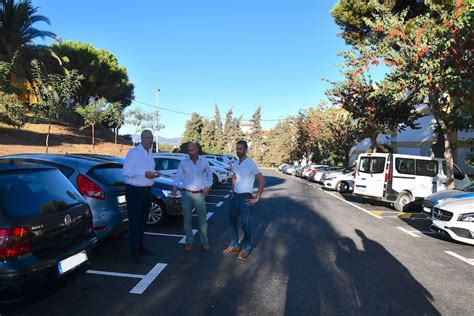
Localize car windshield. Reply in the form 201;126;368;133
460;183;474;192
0;169;85;219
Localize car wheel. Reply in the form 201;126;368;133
336;181;349;193
395;191;412;212
147;199;166;226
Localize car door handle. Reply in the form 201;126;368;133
361;178;366;180
442;182;447;185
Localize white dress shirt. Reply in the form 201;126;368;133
173;156;213;190
123;144;155;187
232;157;261;193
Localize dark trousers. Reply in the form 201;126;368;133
125;185;151;255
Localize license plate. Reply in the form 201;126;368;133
356;186;367;193
117;195;126;204
58;251;88;275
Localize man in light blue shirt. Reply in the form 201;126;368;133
223;140;265;259
172;143;213;252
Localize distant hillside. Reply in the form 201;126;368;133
0;122;133;157
130;134;180;146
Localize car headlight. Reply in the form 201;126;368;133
162;189;181;198
458;213;474;222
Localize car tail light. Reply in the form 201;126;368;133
77;174;105;200
85;208;94;233
384;165;391;182
0;227;32;259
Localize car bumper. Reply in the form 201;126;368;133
431;219;474;245
162;197;182;217
92;204;128;239
0;238;97;312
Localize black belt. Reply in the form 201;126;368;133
185;189;204;194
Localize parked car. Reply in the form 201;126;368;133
422;183;474;216
202;154;233;167
69;154;182;226
313;167;343;183
353;153;470;211
278;163;290;172
430;197;474;245
1;154;129;239
321;166;354;183
308;166;331;182
303;164;328;179
284;165;298;175
323;171;354;193
153;154;226;186
0;163;97;311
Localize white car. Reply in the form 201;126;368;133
312;167;342;183
303;164;328;179
431;197;474;245
323;172;354;193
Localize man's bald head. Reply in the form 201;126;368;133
187;142;200;160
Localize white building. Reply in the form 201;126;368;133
349;104;474;175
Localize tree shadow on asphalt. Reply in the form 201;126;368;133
121;186;441;315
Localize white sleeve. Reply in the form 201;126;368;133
251;160;261;175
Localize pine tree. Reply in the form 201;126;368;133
249;105;263;154
181;113;203;145
222;108;234;153
214;104;224;151
200;119;217;153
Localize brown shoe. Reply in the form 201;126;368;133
223;246;240;255
238;250;249;260
184;243;193;251
201;244;210;252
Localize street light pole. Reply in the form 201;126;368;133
155;86;160;152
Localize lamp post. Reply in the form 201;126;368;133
155;86;160;152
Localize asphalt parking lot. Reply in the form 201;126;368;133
8;170;474;315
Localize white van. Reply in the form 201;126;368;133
353;153;470;211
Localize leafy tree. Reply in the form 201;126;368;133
330;0;452;46
263;118;297;166
103;101;124;154
142;110;164;151
126;107;147;144
326;51;421;152
75;98;108;150
52;41;134;108
365;0;473;188
249;105;263;153
0;60;27;127
181;113;203;144
30;59;82;153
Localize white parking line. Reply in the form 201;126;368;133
224;194;230;198
87;270;145;279
206;202;217;205
192;212;214;220
396;226;421;238
129;263;168;294
216;201;224;207
207;194;227;198
317;188;382;219
445;251;474;266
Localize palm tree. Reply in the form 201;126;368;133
0;0;57;84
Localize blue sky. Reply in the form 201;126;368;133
34;0;349;138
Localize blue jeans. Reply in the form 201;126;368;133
181;191;208;244
229;193;253;252
125;185;151;255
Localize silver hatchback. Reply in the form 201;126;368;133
1;154;128;239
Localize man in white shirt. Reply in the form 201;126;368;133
172;143;213;252
223;140;265;260
123;130;160;263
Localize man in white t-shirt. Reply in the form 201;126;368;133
223;140;265;259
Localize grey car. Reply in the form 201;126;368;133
1;154;129;239
68;154;182;226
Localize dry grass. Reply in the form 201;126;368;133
0;122;133;157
